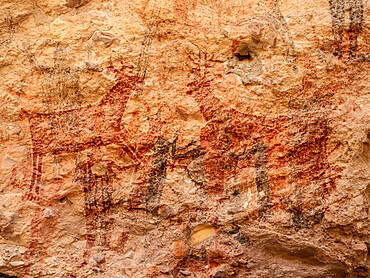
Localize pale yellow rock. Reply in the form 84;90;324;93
190;224;216;246
91;161;108;176
49;18;71;41
36;0;68;16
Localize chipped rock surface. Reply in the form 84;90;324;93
0;0;369;277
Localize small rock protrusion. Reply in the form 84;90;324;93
189;223;215;246
66;0;91;8
226;42;263;85
214;271;226;278
42;208;54;219
172;240;189;259
180;270;192;276
91;31;120;47
0;258;6;267
187;156;206;185
158;205;176;219
124;251;134;259
86;62;103;72
9;260;25;267
93;253;105;264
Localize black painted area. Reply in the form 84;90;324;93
328;0;364;58
252;143;272;220
292;211;325;229
73;160;115;247
234;232;250;245
280;193;326;230
145;135;204;214
146;137;171;214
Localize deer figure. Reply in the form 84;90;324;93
186;52;338;220
22;63;143;201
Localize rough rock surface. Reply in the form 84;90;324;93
0;0;369;277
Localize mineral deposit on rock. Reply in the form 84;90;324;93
0;0;369;277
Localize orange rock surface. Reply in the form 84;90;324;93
0;0;369;277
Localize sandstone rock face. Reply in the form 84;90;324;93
0;0;369;277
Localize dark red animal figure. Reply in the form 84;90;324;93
186;53;338;222
23;63;142;201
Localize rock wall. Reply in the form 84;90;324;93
0;0;369;277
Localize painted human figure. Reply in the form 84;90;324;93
145;134;203;214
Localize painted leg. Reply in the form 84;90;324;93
27;152;40;201
252;143;272;220
348;0;364;58
145;137;170;214
29;152;38;193
328;0;345;57
119;130;141;165
204;151;226;196
34;155;43;200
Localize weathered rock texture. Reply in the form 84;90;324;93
0;0;369;277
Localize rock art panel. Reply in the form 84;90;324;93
0;0;368;277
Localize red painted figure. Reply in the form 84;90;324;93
23;63;142;201
186;52;339;221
